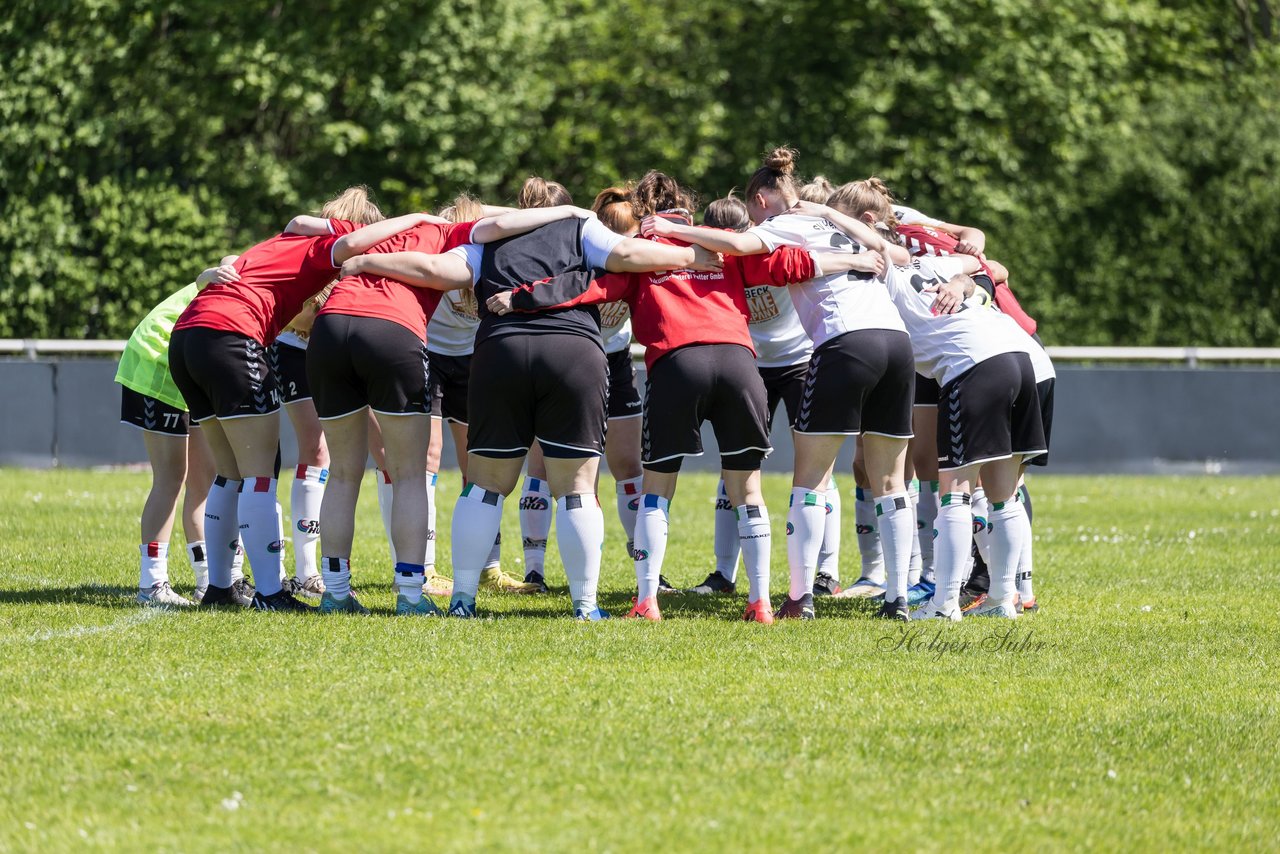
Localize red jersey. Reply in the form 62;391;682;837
174;219;359;344
320;221;477;341
508;231;816;370
898;224;1038;336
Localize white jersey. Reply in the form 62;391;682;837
598;301;633;355
749;214;905;348
275;330;308;351
742;283;812;367
883;255;1036;388
427;288;481;357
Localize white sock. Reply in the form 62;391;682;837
450;484;504;598
425;472;438;570
395;561;425;604
932;492;972;610
916;479;939;585
139;542;169;589
817;477;841;582
854;487;885;583
875;492;914;604
632;494;670;601
615;477;642;558
204;476;241;588
519;477;552;576
290;464;325;582
185;541;208;592
713;479;741;582
375;468;397;565
276;501;287;583
786;488;825;600
1017;496;1035;602
971;486;992;567
988;498;1029;604
239;477;284;596
322;556;351;599
736;504;771;603
556;494;604;613
907;480;922;584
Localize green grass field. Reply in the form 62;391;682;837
1;469;1277;852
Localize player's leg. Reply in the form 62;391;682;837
284;396;328;596
519;443;554;588
182;423;216;600
848;445;887;598
315;409;370;612
908;387;941;605
136;423;191;606
604;346;644;567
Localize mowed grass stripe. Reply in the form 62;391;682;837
0;470;1277;851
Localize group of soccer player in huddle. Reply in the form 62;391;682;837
116;146;1052;624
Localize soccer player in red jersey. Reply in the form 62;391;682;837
169;187;436;611
307;203;592;615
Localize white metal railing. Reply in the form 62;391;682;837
3;339;1280;367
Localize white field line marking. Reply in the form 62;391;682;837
6;608;172;644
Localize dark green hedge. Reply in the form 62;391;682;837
2;0;1277;344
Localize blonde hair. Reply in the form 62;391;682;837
702;192;751;232
439;193;485;224
745;146;800;205
319;185;384;224
592;185;639;235
517;176;572;209
827;177;900;234
797;175;835;204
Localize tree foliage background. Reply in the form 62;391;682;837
2;0;1278;344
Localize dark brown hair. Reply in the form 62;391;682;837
631;170;696;218
517;176;572;209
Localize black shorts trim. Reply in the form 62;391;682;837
119;386;188;436
1025;378;1055;468
758;361;808;431
937;351;1047;471
606;348;643;420
467;333;607;459
307;314;430;420
168;327;280;423
794;329;915;438
641;343;771;474
428;352;472;424
913;373;940;407
269;341;312;404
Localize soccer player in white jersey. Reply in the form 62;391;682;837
860;242;1048;620
269;294;332;600
646;148;915;621
833;178;992;604
686;194;845;599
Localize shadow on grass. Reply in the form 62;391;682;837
0;583;144;608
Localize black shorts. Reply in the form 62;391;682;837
120;386;188;436
307;314;430;419
642;343;771;474
606;348;643;420
169;327;281;423
468;332;607;459
758;361;809;431
268;341;311;405
1025;378;1055;467
938;351;1047;471
794;329;915;438
914;373;940;407
427;352;472;424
